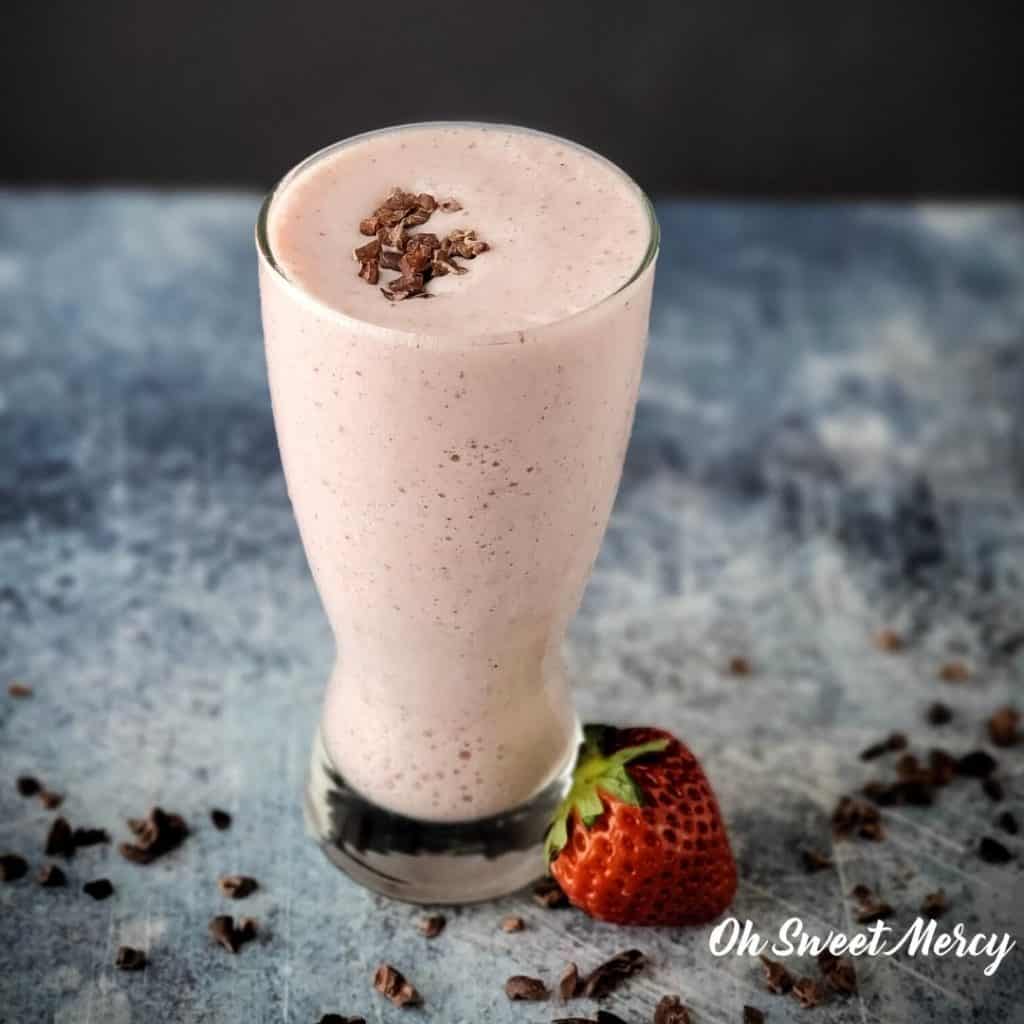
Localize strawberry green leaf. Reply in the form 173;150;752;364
544;727;669;861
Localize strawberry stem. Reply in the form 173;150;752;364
544;726;669;861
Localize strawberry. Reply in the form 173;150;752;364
545;725;737;926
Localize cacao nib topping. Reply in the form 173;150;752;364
876;628;904;652
921;888;948;918
996;810;1018;835
0;853;29;882
533;876;568;908
926;701;953;725
500;914;525;933
791;977;825;1008
558;961;579;1000
115;946;147;971
119;807;189;864
218;874;259;899
939;660;970;683
354;189;488;299
45;817;75;858
209;914;258;954
760;955;794;993
988;706;1020;747
38;863;67;887
373;963;421;1007
416;913;446;938
654;994;691;1023
210;808;232;830
831;795;884;841
7;682;33;698
16;775;40;797
504;975;548;1001
83;878;114;900
581;949;647;999
743;1007;766;1024
728;655;751;676
979;836;1013;864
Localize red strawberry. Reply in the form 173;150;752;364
545;725;737;926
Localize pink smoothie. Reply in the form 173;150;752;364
259;123;656;822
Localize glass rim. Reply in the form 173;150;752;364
255;120;659;344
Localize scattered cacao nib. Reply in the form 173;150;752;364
119;807;189;864
40;790;64;810
533;876;568;908
743;1007;765;1024
379;249;403;271
358;260;379;285
359;216;380;237
581;950;647;1000
727;655;751;676
831;796;884;841
895;752;921;778
921;888;948;918
504;975;548;1002
37;863;66;887
801;848;834;872
114;946;147;971
16;775;40;797
500;914;525;933
45;817;75;858
558;962;580;1000
996;811;1019;835
439;198;462;212
939;661;970;683
792;977;825;1008
760;955;794;994
0;853;29;881
876;629;904;652
83;878;114;901
374;964;421;1007
860;731;907;761
209;914;258;954
654;994;691;1023
210;808;232;830
416;913;445;938
7;682;32;698
928;749;957;786
988;706;1020;747
317;1016;366;1024
979;836;1013;865
72;827;110;848
849;883;873;902
926;701;953;726
982;777;1004;802
956;750;998;778
218;874;259;899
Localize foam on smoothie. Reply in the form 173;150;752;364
267;123;651;334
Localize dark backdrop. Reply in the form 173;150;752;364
2;0;1020;196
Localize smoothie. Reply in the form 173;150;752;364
259;123;656;825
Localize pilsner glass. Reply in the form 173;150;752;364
256;123;658;902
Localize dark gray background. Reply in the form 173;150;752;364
2;0;1020;196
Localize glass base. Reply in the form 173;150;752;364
304;728;577;904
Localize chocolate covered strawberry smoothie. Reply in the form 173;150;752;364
257;123;657;897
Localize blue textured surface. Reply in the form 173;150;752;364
1;193;1022;1023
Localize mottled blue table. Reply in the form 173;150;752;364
1;194;1022;1024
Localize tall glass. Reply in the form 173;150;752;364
256;124;658;903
